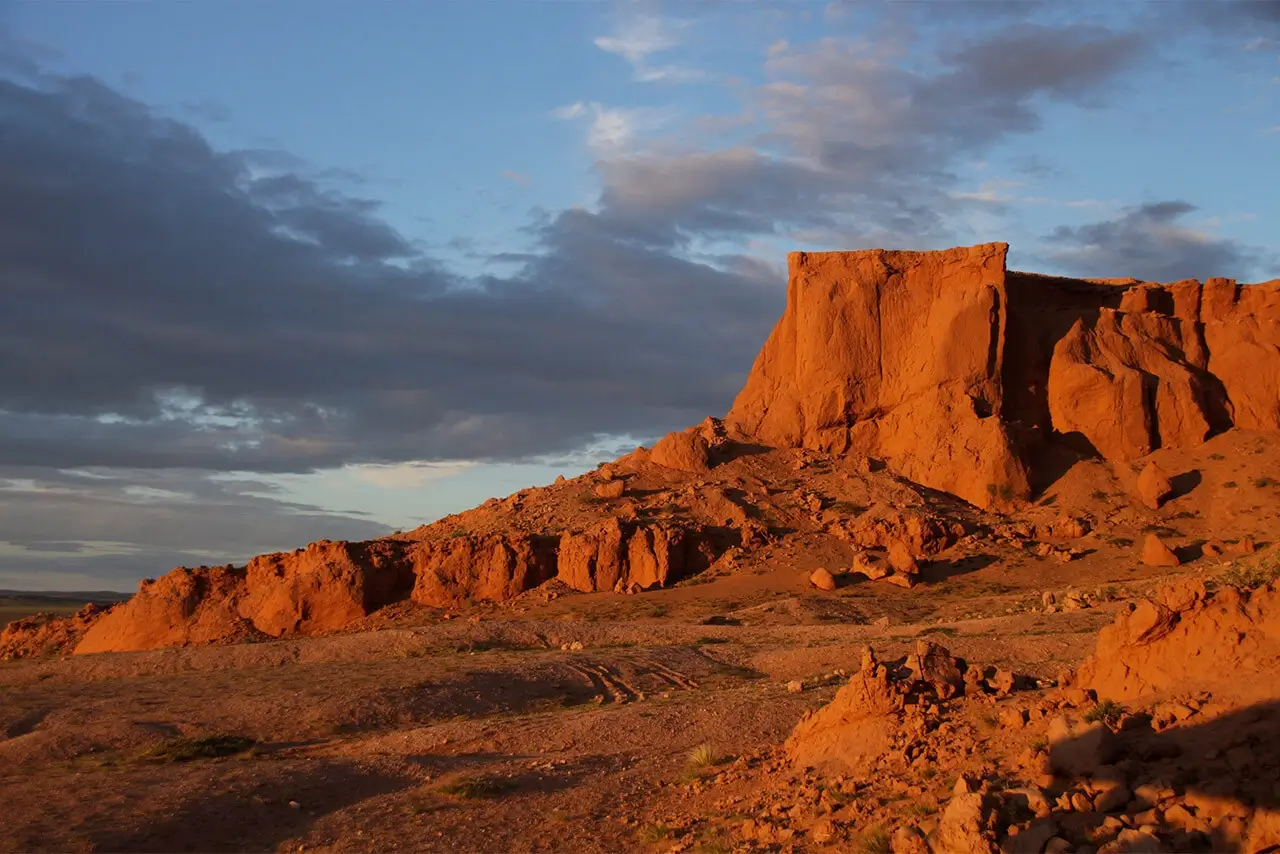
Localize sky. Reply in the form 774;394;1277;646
0;1;1277;591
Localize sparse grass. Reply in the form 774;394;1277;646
1209;453;1225;461
979;712;1000;730
686;742;726;773
904;801;938;818
1030;736;1048;752
144;734;256;762
638;823;674;845
1085;699;1126;727
856;827;892;854
831;501;868;514
696;636;730;645
437;774;515;800
1090;490;1110;501
917;626;959;638
449;528;468;538
918;766;938;780
693;841;731;854
1217;552;1280;591
1107;537;1134;548
1225;480;1238;488
1255;477;1276;488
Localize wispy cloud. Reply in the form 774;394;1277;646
501;169;530;186
593;13;705;84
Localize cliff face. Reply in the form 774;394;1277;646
725;242;1280;508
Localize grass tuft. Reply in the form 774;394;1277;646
686;742;725;772
1084;699;1126;727
1217;552;1280;591
856;827;892;854
638;823;674;845
437;774;515;800
145;735;256;762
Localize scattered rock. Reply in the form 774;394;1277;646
809;567;837;591
650;428;712;474
1136;462;1174;510
1140;533;1180;567
1047;714;1119;776
594;479;625;499
852;550;891;580
887;539;919;575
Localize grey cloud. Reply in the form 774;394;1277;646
0;466;392;588
588;18;1157;256
1042;201;1271;282
0;67;783;476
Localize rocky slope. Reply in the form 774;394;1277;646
4;242;1278;658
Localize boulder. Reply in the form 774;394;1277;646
649;428;711;473
1136;462;1174;510
851;551;890;580
593;479;625;499
1047;714;1120;777
809;567;837;591
887;539;920;575
1140;534;1180;568
929;792;998;854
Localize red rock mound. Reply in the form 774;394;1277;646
0;604;108;660
1076;569;1280;704
31;518;733;655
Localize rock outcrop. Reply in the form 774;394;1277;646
554;518;718;594
726;242;1279;506
726;244;1029;510
21;520;732;656
1076;573;1280;703
76;540;417;654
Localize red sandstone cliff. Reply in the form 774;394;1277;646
722;242;1280;507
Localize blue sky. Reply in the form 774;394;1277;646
0;1;1277;590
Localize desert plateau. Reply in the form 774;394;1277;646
4;244;1280;854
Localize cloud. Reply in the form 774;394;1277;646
501;169;531;186
0;64;780;483
1042;201;1271;281
0;467;391;588
593;14;683;65
553;100;672;154
592;13;705;84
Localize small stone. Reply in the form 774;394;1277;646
883;572;917;588
810;567;837;591
852;550;891;580
1094;784;1131;814
288;800;301;809
1141;533;1180;567
786;680;804;694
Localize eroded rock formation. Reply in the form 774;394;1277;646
8;520;732;656
726;242;1279;506
726;244;1029;510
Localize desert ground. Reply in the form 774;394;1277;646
3;429;1279;853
